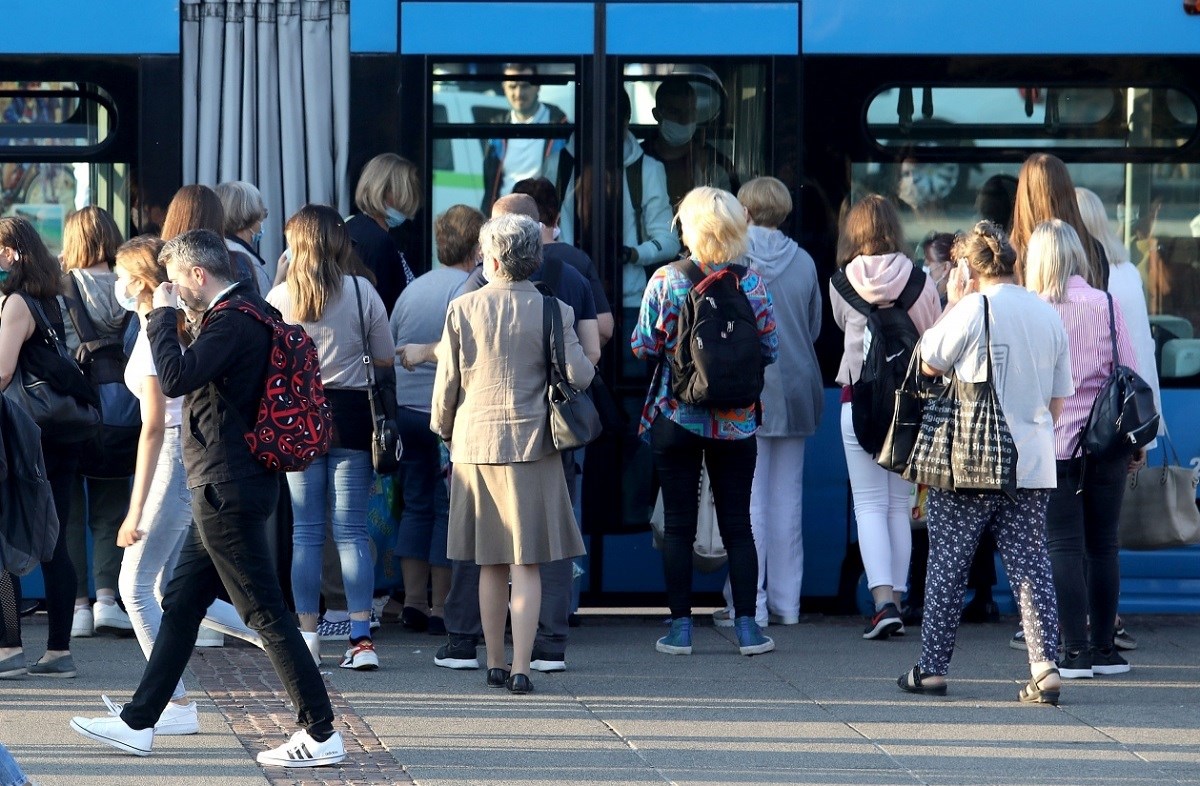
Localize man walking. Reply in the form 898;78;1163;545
70;229;345;768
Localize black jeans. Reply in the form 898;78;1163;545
651;416;758;620
120;476;334;739
41;439;80;652
1045;456;1127;653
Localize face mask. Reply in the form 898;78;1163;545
114;278;140;312
659;119;697;147
384;207;408;228
0;269;8;285
252;226;264;248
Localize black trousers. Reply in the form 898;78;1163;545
120;476;334;738
651;417;759;620
1045;456;1127;653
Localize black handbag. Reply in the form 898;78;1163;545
878;349;940;473
351;279;402;474
1079;293;1159;461
3;294;100;442
542;294;601;451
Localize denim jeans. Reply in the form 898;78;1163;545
0;742;27;786
651;416;759;620
120;476;333;737
119;427;257;700
396;407;450;566
1045;456;1127;652
286;448;375;617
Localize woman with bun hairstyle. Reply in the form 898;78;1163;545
898;221;1071;704
831;195;941;641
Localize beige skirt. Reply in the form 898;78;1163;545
447;453;586;566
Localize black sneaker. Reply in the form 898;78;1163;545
1091;646;1130;675
1057;650;1093;679
433;637;479;670
863;603;903;640
529;648;566;673
1113;619;1138;651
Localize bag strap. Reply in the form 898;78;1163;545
20;293;72;362
1104;292;1119;371
627;156;645;245
541;295;571;384
981;295;994;383
831;268;871;316
672;258;705;289
350;277;377;389
64;271;100;344
896;267;927;311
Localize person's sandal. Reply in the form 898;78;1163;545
897;665;947;696
1018;667;1061;705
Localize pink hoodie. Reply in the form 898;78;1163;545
830;253;943;386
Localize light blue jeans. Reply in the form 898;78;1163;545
118;427;260;700
287;448;375;618
0;742;27;786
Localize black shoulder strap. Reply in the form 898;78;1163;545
671;259;704;288
831;268;871;316
896;267;927;311
1104;291;1119;369
627;156;645;245
63;271;101;344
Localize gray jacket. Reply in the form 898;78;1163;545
746;225;823;438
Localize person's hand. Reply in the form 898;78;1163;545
1128;448;1147;473
153;282;178;310
397;344;420;371
116;513;143;548
946;259;976;306
620;246;639;265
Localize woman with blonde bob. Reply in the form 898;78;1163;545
631;187;779;658
266;205;395;671
345;153;422;310
1025;219;1139;680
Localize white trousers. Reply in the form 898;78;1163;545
840;402;911;592
723;435;806;623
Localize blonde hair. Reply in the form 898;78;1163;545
836;194;905;267
114;235;168;291
1075;187;1126;266
1009;153;1101;287
674;187;747;264
354;153;422;219
62;206;123;271
1025;219;1084;304
737;177;792;228
284;204;357;322
957;220;1018;279
214;181;267;235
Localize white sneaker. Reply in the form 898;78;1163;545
256;730;346;768
71;606;94;638
201;618;264;650
194;627;225;648
93;601;133;636
70;715;154;756
712;608;735;628
339;640;379;671
302;631;321;666
102;694;200;736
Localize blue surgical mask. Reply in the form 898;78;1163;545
0;269;8;285
114;278;140;312
659;119;697;147
252;226;264;248
384;207;408;228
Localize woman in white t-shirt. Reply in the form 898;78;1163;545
110;236;261;733
898;221;1072;706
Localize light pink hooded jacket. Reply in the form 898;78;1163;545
830;252;943;386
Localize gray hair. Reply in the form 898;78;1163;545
161;228;234;282
214;180;267;235
479;213;542;281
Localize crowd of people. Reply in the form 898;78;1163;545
0;123;1160;777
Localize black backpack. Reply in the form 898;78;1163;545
64;273;142;478
1079;293;1159;460
833;266;926;456
669;260;764;409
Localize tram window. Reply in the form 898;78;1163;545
0;82;115;150
867;87;1198;149
429;62;577;266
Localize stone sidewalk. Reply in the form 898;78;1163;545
2;612;1199;785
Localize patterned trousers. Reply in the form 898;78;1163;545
918;488;1058;676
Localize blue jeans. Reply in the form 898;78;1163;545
396;407;450;566
0;742;27;786
286;448;375;617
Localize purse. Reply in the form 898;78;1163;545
351;278;402;474
542;294;601;451
2;294;100;442
1117;432;1200;550
878;349;936;473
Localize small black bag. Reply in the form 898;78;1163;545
351;279;402;474
543;295;601;451
1079;293;1159;461
878;349;939;474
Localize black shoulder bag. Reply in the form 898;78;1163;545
542;294;601;450
351;278;402;473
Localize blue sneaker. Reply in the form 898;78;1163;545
734;616;775;656
656;617;693;655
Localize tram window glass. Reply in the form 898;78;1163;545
0;82;115;149
429;62;577;267
0;161;130;255
867;87;1198;149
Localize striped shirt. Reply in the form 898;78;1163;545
630;258;778;440
1051;275;1138;460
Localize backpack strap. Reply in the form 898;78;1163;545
1104;291;1119;370
63;271;130;360
895;267;927;311
831;268;871;316
671;258;705;288
627;156;645;245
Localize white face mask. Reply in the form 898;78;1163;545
659;119;697;147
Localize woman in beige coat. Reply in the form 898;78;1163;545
431;213;593;694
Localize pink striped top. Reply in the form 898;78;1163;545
1050;275;1138;460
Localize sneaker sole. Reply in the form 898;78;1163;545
95;625;135;638
1059;667;1094;679
529;659;566;673
28;669;76;678
433;656;480;670
70;719;152;756
1009;638;1028;651
1113;638;1138;651
863;619;902;640
1093;663;1131;676
71;629;95;638
256;751;346;768
0;668;26;679
155;721;201;736
655;643;692;655
340;659;380;671
739;642;776;656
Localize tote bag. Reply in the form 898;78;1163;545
1117;434;1200;550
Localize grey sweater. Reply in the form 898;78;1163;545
391;267;470;411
